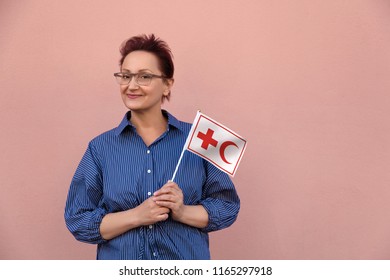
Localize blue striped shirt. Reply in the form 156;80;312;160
64;110;240;260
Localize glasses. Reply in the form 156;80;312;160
113;72;166;86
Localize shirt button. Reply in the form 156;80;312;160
147;192;152;196
149;225;153;229
147;150;150;154
153;252;157;257
147;169;151;174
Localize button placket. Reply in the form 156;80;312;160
144;147;156;203
146;148;152;175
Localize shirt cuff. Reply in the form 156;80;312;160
87;207;109;244
199;199;220;232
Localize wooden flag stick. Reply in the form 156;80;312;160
170;110;201;182
170;141;187;182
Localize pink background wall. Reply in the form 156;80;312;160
1;0;390;259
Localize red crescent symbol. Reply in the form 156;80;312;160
219;141;238;164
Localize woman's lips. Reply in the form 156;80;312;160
126;94;142;99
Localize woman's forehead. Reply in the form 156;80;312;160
121;51;160;72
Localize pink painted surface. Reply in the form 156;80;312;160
1;0;389;259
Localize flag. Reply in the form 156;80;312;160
171;111;247;180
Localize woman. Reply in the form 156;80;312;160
64;34;240;259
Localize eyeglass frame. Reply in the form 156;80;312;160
113;72;168;86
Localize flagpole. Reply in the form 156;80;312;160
170;110;201;182
170;142;187;182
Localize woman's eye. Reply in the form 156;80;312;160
139;74;151;80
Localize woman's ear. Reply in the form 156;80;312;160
164;78;174;96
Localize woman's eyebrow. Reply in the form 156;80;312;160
121;68;153;73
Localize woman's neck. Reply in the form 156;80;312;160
130;109;168;147
130;108;167;131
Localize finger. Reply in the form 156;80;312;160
162;181;179;190
154;182;180;196
166;181;179;189
153;194;176;202
156;213;169;221
155;200;175;209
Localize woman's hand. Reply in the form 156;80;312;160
153;181;209;228
100;197;170;240
135;196;171;226
153;181;184;222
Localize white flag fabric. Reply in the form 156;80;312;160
184;111;247;176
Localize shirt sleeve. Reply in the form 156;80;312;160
199;161;240;233
64;142;108;244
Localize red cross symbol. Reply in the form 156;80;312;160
197;128;218;150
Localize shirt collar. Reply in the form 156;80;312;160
114;110;184;136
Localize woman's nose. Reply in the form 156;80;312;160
127;77;139;90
